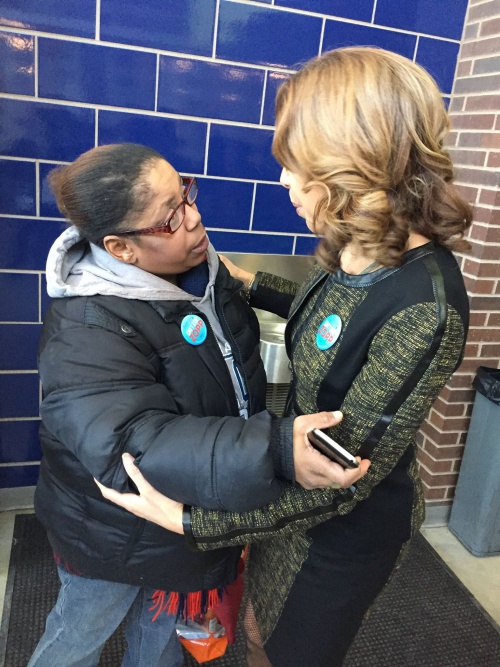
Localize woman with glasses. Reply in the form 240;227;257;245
98;48;472;667
29;143;367;667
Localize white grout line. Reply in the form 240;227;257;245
248;182;257;230
38;273;42;323
204;123;211;175
0;370;39;374
371;0;378;24
95;0;101;41
34;35;38;97
0;417;41;422
154;53;160;112
212;0;221;59
259;70;268;125
35;160;40;217
0;93;277;130
95;108;99;147
413;35;420;61
318;17;326;55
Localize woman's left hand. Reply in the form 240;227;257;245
94;453;184;534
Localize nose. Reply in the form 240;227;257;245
280;168;290;189
184;202;202;231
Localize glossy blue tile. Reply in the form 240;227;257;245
295;235;320;255
158;57;264;124
101;0;216;56
416;38;460;95
39;163;65;219
0;324;41;370
0;31;34;95
0;374;39;418
208;125;280;182
0;159;36;215
217;2;322;69
38;39;156;110
0;421;42;463
322;20;416;60
98;110;207;175
0;274;39;322
0;464;40;488
0;218;67;271
262;71;290;126
253;184;312;235
0;0;95;38
375;0;468;40
196;178;254;231
276;0;374;22
208;231;294;254
0;98;94;161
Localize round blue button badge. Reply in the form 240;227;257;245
316;314;342;350
181;314;207;346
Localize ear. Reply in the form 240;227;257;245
102;235;138;264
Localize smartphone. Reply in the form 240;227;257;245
308;429;359;469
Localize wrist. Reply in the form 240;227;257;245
182;504;198;551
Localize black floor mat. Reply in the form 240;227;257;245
1;514;499;666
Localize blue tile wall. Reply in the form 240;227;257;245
0;159;36;215
0;0;469;488
0;98;95;161
217;2;322;69
98;110;206;175
196;178;254;230
39;163;65;218
38;39;156;110
0;464;40;488
415;38;461;96
100;0;216;56
253;183;312;235
0;324;41;371
0;374;40;418
158;57;264;124
208;230;294;254
262;71;290;126
276;0;374;23
0;218;67;270
0;421;42;463
0;31;34;96
322;21;417;60
0;0;95;38
208;124;279;181
0;274;40;322
375;0;469;41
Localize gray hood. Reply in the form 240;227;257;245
46;226;219;301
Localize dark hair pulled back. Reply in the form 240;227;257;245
48;143;164;243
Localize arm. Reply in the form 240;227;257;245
183;303;467;548
40;309;351;512
219;255;299;320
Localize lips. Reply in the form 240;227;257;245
191;235;209;254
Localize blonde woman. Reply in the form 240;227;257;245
99;48;472;666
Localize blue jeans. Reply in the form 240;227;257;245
27;567;183;667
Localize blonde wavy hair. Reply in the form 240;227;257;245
272;47;472;271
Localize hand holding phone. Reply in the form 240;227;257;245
307;429;359;469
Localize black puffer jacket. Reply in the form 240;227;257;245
36;263;290;592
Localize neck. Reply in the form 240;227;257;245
340;233;431;275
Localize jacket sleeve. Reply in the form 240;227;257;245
38;312;293;513
185;303;467;550
250;272;299;320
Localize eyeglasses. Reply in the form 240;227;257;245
113;177;198;239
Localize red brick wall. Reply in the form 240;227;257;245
416;0;500;509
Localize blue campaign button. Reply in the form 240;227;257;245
316;314;342;350
181;314;207;346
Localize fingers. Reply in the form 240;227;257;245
297;411;343;433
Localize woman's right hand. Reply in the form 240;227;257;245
219;254;255;288
292;411;370;490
